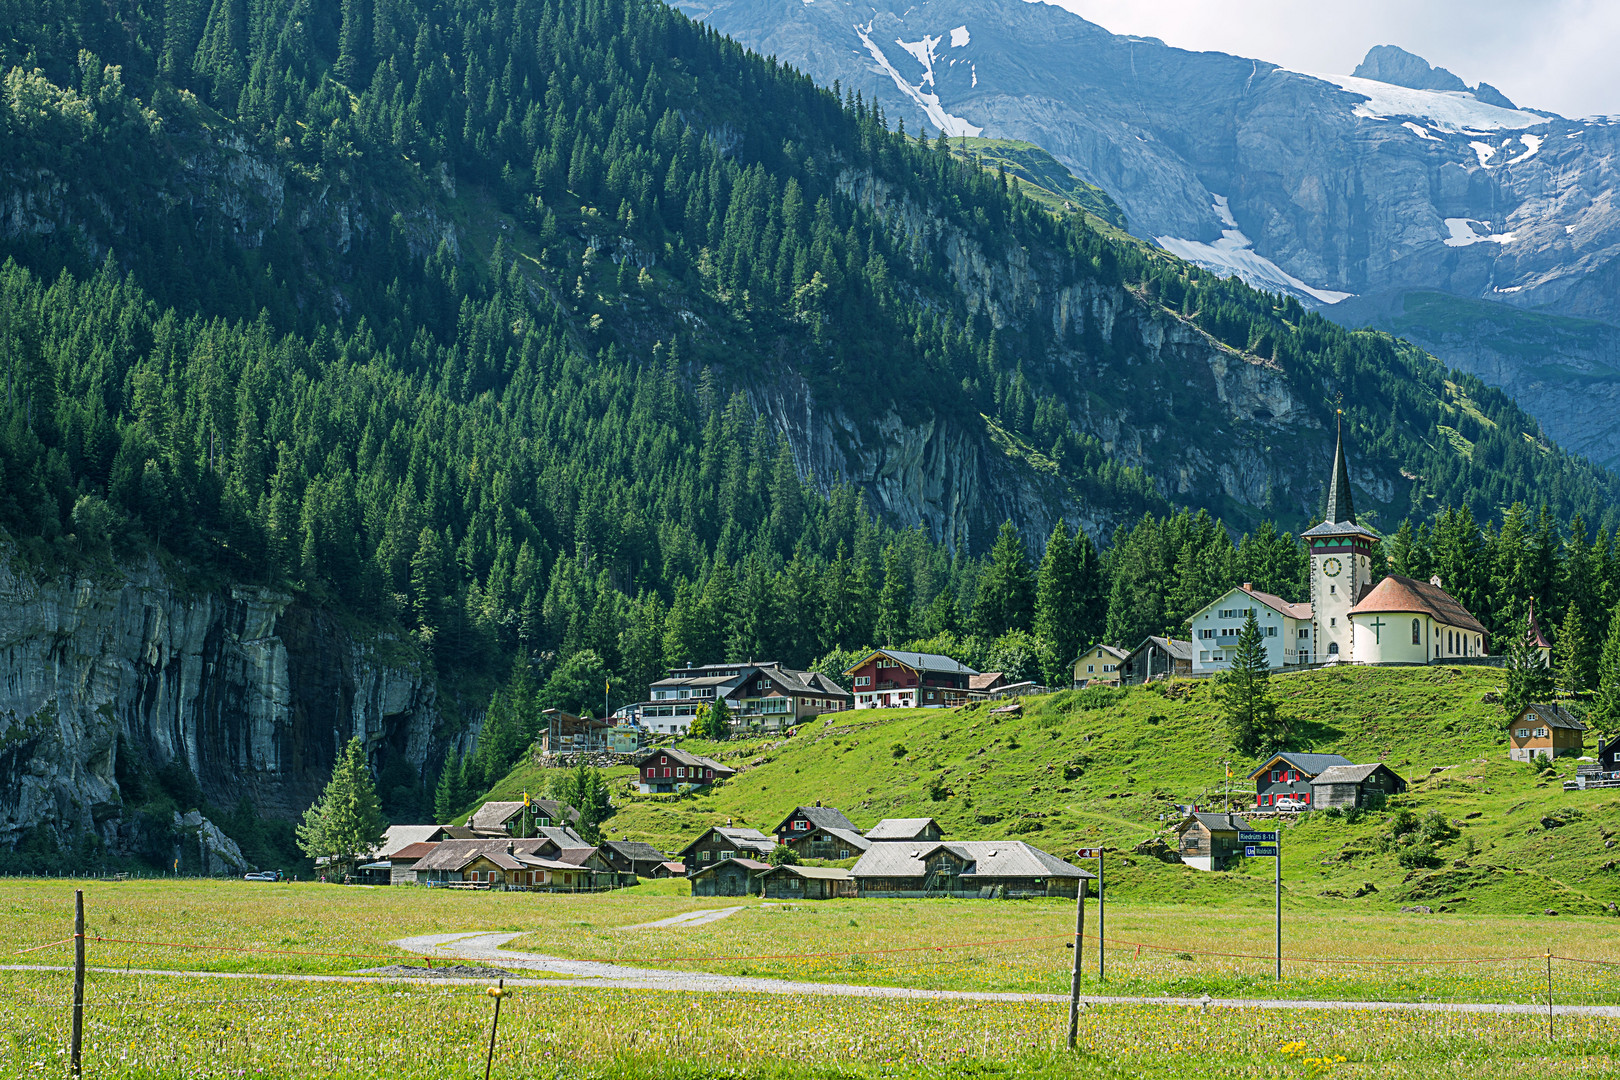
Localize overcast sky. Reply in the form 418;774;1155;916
1046;0;1619;118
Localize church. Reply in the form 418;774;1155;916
1303;421;1488;665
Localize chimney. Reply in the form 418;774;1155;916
815;800;822;808
506;840;515;855
726;817;733;828
1429;576;1443;589
1242;583;1252;592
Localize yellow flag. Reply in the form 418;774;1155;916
524;790;531;807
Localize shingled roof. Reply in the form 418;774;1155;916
1349;574;1487;635
1517;703;1586;731
1247;752;1354;781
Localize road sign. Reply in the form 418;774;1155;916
1238;831;1278;843
1076;847;1103;859
1244;844;1278;857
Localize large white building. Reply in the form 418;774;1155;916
1186;584;1314;675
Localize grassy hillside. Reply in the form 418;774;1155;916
948;137;1129;231
479;667;1620;916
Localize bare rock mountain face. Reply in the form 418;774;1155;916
0;554;437;859
679;0;1620;464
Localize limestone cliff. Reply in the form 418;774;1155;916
0;553;438;855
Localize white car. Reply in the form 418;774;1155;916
1272;796;1307;812
243;871;277;882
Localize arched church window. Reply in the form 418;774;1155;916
1412;619;1421;645
1327;642;1339;655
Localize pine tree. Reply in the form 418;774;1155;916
1216;611;1287;755
1555;600;1596;696
1033;520;1085;686
974;521;1035;637
295;736;387;871
433;749;461;824
1591;603;1620;733
1502;615;1556;717
874;545;911;645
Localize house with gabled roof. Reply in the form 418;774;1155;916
598;839;669;877
676;822;775;873
1509;703;1586;762
1072;644;1129;688
638;660;851;735
1310;763;1407;809
690;857;770;896
1176;812;1251;871
467;799;581;834
865;818;944;843
1247;752;1355;810
1187;583;1314;675
1121;636;1194;684
759;864;856;900
410;836;618;891
845;649;978;710
773;805;869;860
850;840;1090;898
635;747;735;794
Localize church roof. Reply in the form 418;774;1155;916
1526;600;1553;649
1348;575;1487;635
1325;416;1355;525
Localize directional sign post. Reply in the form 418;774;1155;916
1065;854;1087;1048
1238;831;1282;980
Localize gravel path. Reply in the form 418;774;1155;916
6;960;1619;1018
619;905;748;930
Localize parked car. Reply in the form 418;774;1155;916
1273;796;1307;811
243;871;278;881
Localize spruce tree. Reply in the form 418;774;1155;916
1590;603;1620;733
433;749;461;824
874;544;911;645
1033;520;1084;686
1216;611;1287;755
296;736;387;870
1502;615;1555;717
1555;600;1596;696
974;521;1035;638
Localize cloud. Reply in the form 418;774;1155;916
1042;0;1620;117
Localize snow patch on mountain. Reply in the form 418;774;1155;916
1298;71;1550;132
1402;122;1441;142
950;25;969;47
1443;218;1515;247
1507;134;1543;164
1157;197;1352;305
854;22;983;137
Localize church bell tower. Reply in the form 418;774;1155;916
1300;414;1378;663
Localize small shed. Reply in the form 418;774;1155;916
758;864;857;900
1509;704;1586;762
1175;813;1251;872
653;861;685;878
598;840;668;877
1309;763;1406;809
865;818;944;843
1120;637;1193;685
689;856;769;897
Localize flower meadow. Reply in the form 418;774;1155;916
4;970;1619;1079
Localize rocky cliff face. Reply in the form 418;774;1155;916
674;0;1620;464
0;553;438;855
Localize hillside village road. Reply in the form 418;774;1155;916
7;959;1620;1018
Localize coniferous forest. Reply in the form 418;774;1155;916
4;0;1620;818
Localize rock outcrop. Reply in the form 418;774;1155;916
0;553;438;854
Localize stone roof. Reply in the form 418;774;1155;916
1236;584;1312;622
1139;635;1197;661
1348;574;1487;635
850;840;1091;880
388;842;440;861
1311;763;1388;785
688;857;771;877
865;818;941;841
372;824;447;859
467;802;525;830
969;672;1007;691
601;840;666;862
635;747;736;775
761;864;852;880
676;826;775;858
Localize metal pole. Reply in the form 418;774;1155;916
71;889;85;1077
1274;836;1282;982
484;978;507;1080
1097;853;1105;982
1065;878;1086;1048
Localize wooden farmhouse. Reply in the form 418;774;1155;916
385;842;439;885
410;836;624;890
1121;636;1194;684
864;818;944;843
759;864;856;900
1072;644;1129;688
636;747;735;794
1176;813;1252;871
690;857;769;896
844;649;979;710
849;840;1090;898
773;805;869;860
677;824;776;872
1509;704;1587;762
597;840;669;877
1309;763;1406;809
468;799;580;834
1248;752;1354;810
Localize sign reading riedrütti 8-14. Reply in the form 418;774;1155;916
1238;831;1278;843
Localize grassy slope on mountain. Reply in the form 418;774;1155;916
949;136;1128;230
481;667;1620;915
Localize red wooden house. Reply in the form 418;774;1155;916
844;649;978;710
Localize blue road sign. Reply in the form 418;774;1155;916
1238;831;1278;843
1244;845;1278;857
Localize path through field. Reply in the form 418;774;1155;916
619;905;749;929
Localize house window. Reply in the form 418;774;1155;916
1412;619;1421;645
721;850;734;859
676;767;685;778
854;676;871;687
1260;793;1271;806
1535;727;1548;737
1200;651;1210;662
840;849;849;858
1330;584;1336;594
1271;770;1282;782
1087;665;1095;673
663;768;671;778
1328;642;1339;655
792;820;809;831
1298;628;1310;638
1330;617;1337;626
1516;728;1529;737
1265;626;1277;637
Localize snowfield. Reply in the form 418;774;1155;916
1157;196;1352;306
1295;71;1551;133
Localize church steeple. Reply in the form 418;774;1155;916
1325;412;1355;525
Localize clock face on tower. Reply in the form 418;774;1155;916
1323;557;1343;578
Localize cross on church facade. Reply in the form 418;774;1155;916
1369;616;1386;643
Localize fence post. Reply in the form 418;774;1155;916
71;889;85;1077
484;979;510;1080
1065;878;1085;1049
1546;952;1553;1041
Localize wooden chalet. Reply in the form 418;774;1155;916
676;823;776;872
1120;636;1194;685
467;799;580;834
849;840;1089;898
759;864;857;900
690;857;769;896
845;649;978;710
1247;752;1354;810
773;805;869;859
864;818;944;843
598;840;668;877
636;747;735;794
1309;763;1406;809
386;842;439;885
1509;703;1586;762
1176;812;1251;872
